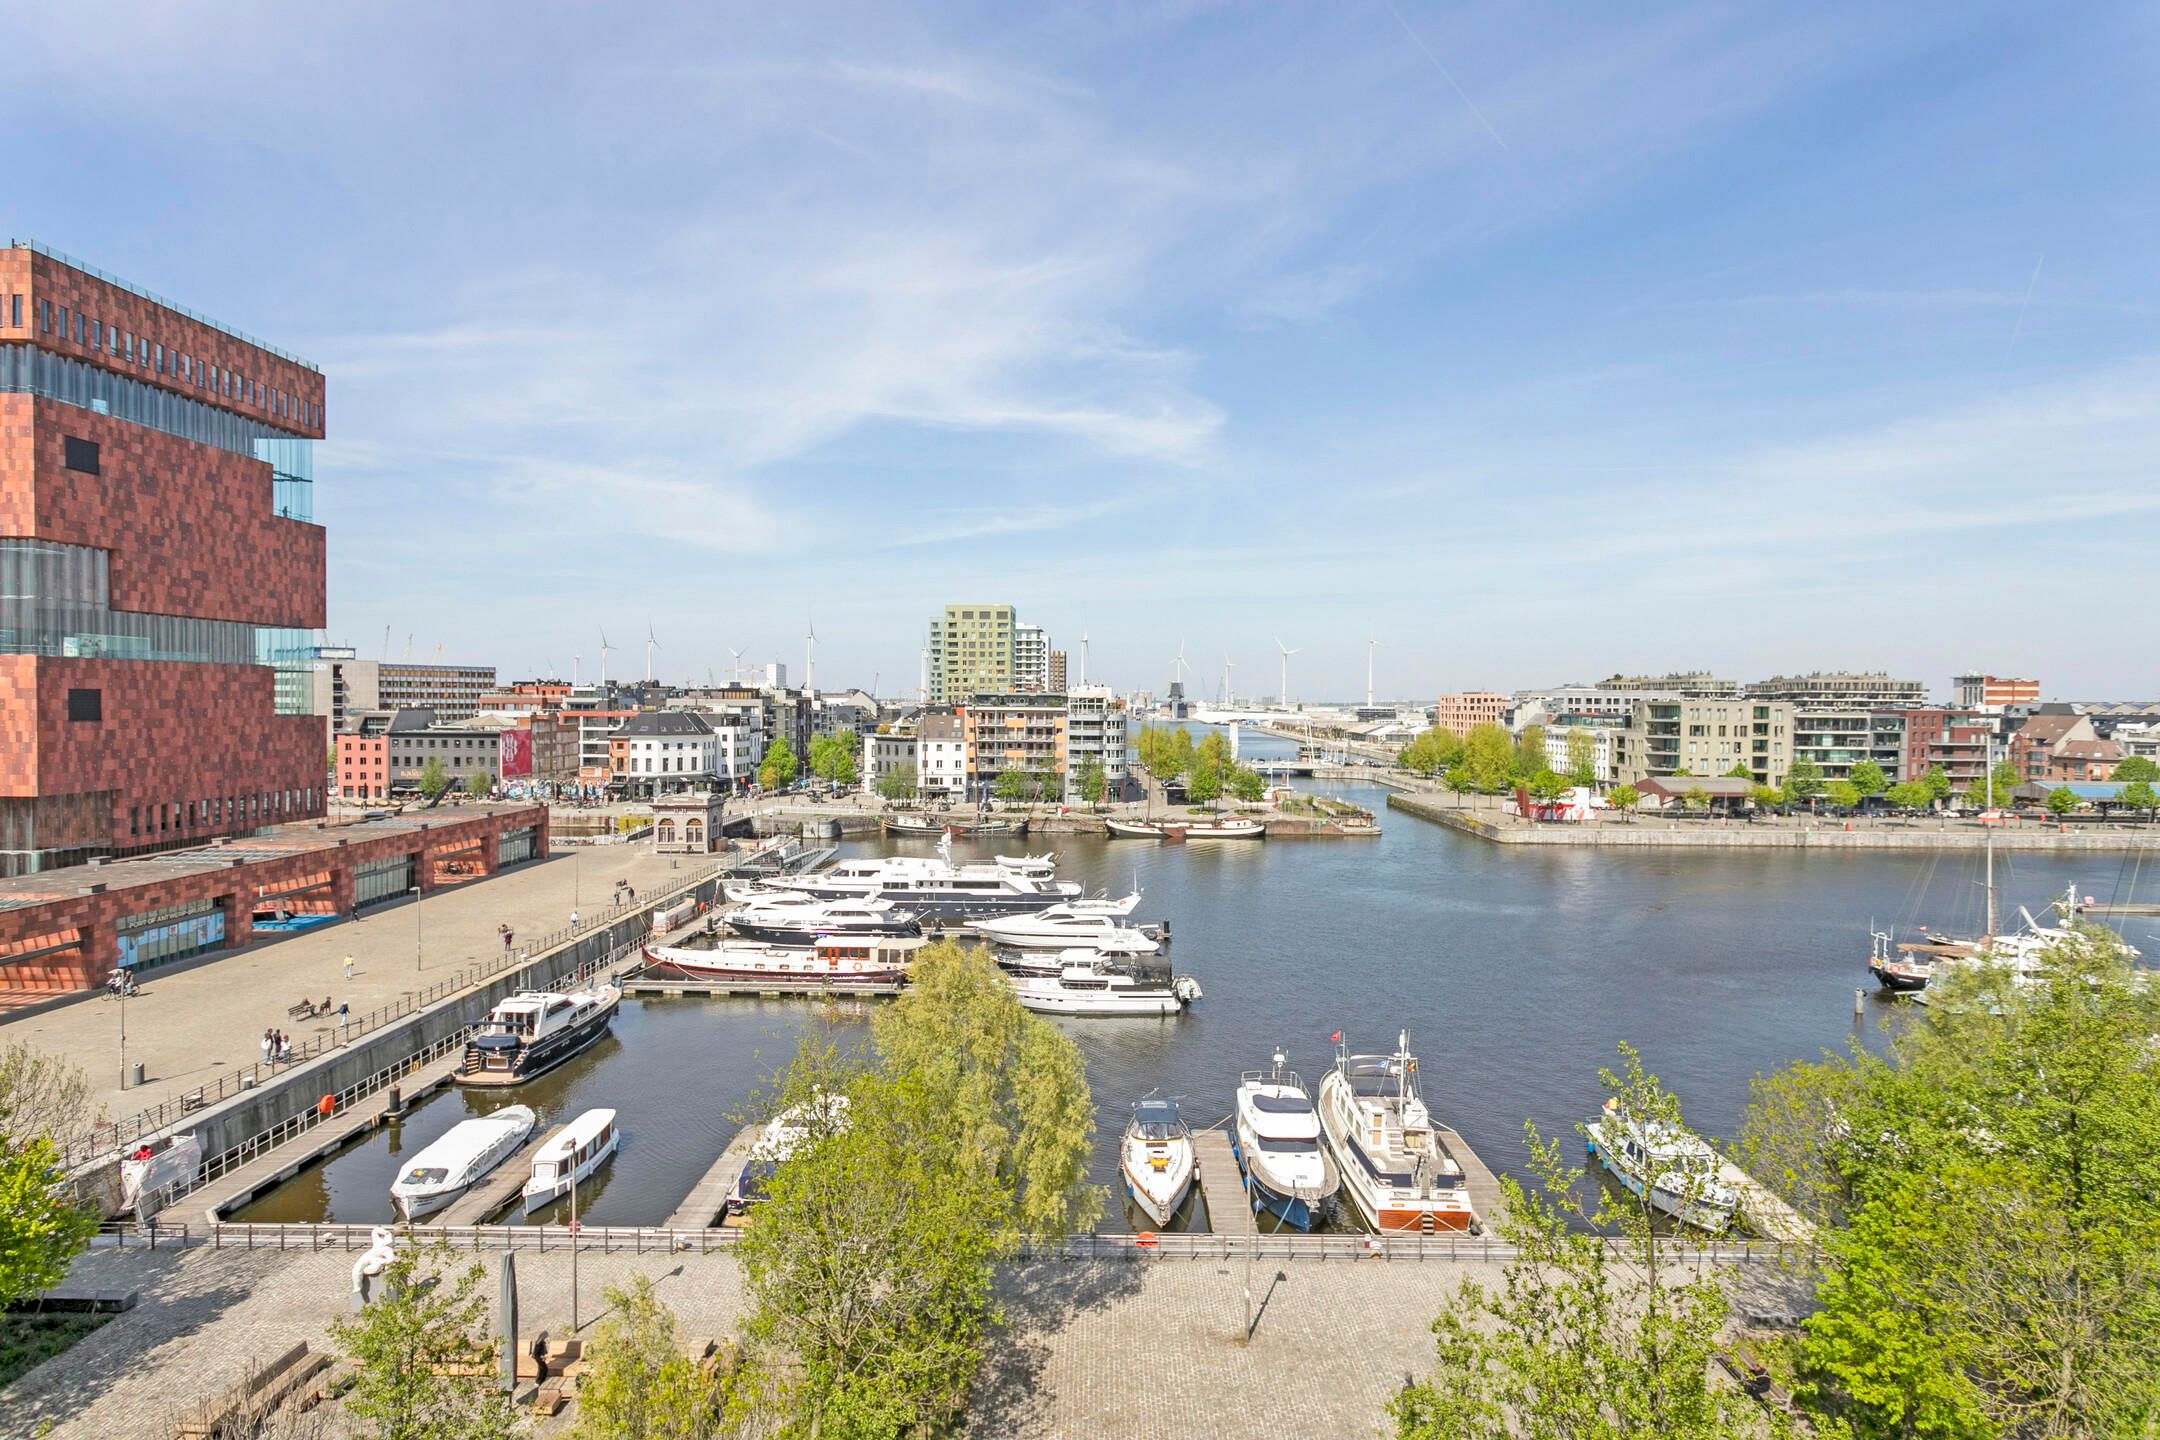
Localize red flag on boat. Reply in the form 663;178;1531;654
1329;1030;1342;1043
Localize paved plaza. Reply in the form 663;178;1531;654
1;844;691;1128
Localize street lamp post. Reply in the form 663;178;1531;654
118;982;127;1091
414;879;424;971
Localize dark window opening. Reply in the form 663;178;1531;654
65;688;101;722
63;436;100;474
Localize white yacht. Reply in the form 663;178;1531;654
759;837;1080;918
996;943;1159;979
1585;1097;1738;1232
521;1108;619;1215
1120;1096;1196;1227
391;1105;537;1220
457;984;620;1088
1316;1033;1475;1233
726;1095;850;1214
1010;962;1201;1016
644;933;925;985
727;896;921;945
1234;1051;1339;1232
973;907;1159;952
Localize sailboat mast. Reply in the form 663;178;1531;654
1983;736;1998;936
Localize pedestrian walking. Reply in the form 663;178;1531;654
261;1030;273;1064
570;909;579;931
277;1033;292;1064
343;954;355;981
336;1002;348;1027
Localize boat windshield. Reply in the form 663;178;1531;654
1249;1092;1312;1114
1253;1135;1315;1153
401;1167;449;1187
1135;1100;1181;1138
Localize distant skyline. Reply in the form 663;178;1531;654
8;3;2158;698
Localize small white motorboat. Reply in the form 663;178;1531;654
644;933;925;984
726;1094;851;1214
1120;1096;1196;1227
391;1105;536;1220
1010;961;1201;1016
521;1108;619;1215
1234;1051;1339;1231
973;907;1159;952
1585;1097;1738;1232
995;942;1158;979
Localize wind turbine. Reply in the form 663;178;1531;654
1221;651;1236;706
1275;636;1301;708
1079;632;1089;687
598;628;614;687
1366;636;1379;710
805;616;817;693
728;647;744;684
645;620;659;684
1170;641;1191;691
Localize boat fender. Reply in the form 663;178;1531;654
318;1094;336;1118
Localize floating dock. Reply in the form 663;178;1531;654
200;1048;465;1222
1718;1160;1816;1246
1438;1125;1505;1233
438;1124;563;1226
664;1123;763;1230
623;970;902;999
1192;1128;1255;1236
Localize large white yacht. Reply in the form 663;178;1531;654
457;984;620;1088
759;838;1080;919
1234;1051;1339;1232
391;1105;536;1220
973;907;1159;952
727;896;922;945
644;933;925;985
1316;1032;1475;1233
521;1108;619;1215
995;942;1159;979
1009;960;1201;1016
1120;1096;1196;1227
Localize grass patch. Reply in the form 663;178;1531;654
0;1312;112;1388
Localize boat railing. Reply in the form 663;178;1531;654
140;1222;1814;1266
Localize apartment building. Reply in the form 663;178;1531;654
1896;708;1995;789
925;604;1018;705
1745;672;1927;708
1600;672;1739;699
335;709;499;799
1013;622;1052;692
1433;692;1510;735
1952;673;2040;710
1063;685;1128;800
1613;698;1794;788
2010;711;2122;783
919;710;967;799
1541;722;1618;785
611;711;720;797
963;692;1068;793
1791;709;1909;784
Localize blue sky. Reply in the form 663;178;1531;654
10;2;2158;701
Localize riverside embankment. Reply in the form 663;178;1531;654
1388;791;2160;850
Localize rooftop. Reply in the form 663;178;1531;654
11;238;320;372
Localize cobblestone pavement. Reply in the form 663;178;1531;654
2;843;686;1125
0;1245;1809;1440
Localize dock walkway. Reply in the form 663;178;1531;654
200;1049;465;1222
1193;1128;1254;1236
1439;1125;1505;1233
438;1124;563;1225
1718;1161;1816;1245
664;1123;763;1230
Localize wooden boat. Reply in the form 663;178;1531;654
644;933;925;984
1106;817;1265;840
883;814;1028;838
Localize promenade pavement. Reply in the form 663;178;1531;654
0;1242;1813;1439
2;844;686;1126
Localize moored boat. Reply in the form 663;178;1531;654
391;1106;536;1220
1106;817;1264;840
644;933;925;985
757;837;1079;918
1010;961;1201;1016
1120;1096;1196;1226
1316;1032;1474;1233
727;896;922;945
1233;1051;1339;1231
1584;1097;1737;1232
726;1095;849;1214
884;813;1028;838
972;905;1159;952
521;1108;619;1215
458;984;620;1087
994;942;1159;979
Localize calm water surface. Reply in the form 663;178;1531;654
239;731;2158;1228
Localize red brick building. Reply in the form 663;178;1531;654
0;243;327;874
1895;708;1995;789
1434;692;1510;736
2009;711;2121;783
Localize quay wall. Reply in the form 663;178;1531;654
1387;793;2160;850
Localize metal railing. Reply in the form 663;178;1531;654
208;1222;741;1255
65;857;737;1170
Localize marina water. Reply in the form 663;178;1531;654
235;731;2158;1229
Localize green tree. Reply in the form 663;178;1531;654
1511;725;1547;783
1749;784;1784;811
2045;784;2079;818
416;756;450;804
1441;762;1473;796
874;760;918;802
2120;779;2159;822
1848;760;1888;798
1783;756;1824;804
1983;758;2021;808
1884;780;1931;813
1460;723;1516;793
992;769;1030;804
2114;754;2159;783
1564;730;1598;788
1072;755;1107;807
465;770;490;800
1724;763;1754;780
1921;764;1952;804
1784;932;2160;1439
1399;727;1465;778
829;748;859;788
1228;764;1267;802
1680;786;1711;812
1668;768;1692;778
1605;783;1641;822
331;1246;519;1440
757;738;798;791
574;1273;726;1440
1184;755;1224;805
1391;1046;1756;1440
1826;779;1862;810
1527;769;1572;805
0;1047;99;1306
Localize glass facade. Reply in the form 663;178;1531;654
0;540;316;713
497;826;538;868
353;854;415;906
116;898;226;971
0;345;314;520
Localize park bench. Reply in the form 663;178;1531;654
173;1340;331;1438
286;996;333;1021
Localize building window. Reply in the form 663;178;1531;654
63;437;100;474
66;687;101;722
